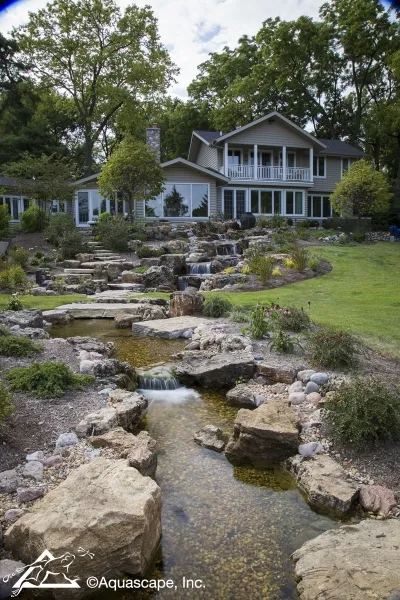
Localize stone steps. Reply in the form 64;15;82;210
107;283;145;291
64;268;95;275
87;241;104;248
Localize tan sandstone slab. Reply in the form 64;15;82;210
56;303;150;318
132;316;210;339
292;519;400;600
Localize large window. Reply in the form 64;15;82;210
228;149;242;165
285;190;304;215
313;156;326;177
146;183;209;218
342;158;350;177
308;195;332;218
0;196;29;221
223;189;247;219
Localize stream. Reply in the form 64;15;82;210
51;320;337;599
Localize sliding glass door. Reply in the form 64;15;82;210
223;189;247;219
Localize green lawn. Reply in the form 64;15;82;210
145;243;400;358
0;293;89;311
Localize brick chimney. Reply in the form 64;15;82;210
146;124;161;163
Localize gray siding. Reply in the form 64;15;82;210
163;164;218;215
312;156;341;192
195;142;219;171
225;120;313;148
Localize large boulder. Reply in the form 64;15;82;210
225;400;299;464
0;469;21;494
75;407;118;437
0;309;43;329
4;459;162;597
194;425;225;452
93;360;137;390
359;484;397;517
127;431;157;479
226;384;258;407
159;253;186;274
256;363;296;384
89;427;137;457
292;520;400;600
142;266;175;289
169;291;204;317
121;271;144;284
177;351;255;388
108;389;148;431
114;305;167;328
42;309;73;325
286;454;359;515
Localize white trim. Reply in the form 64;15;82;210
0;195;29;222
253;144;258;179
215;111;327;149
308;194;332;219
309;148;313;183
282;147;287;181
313;155;326;178
284;189;305;216
146;182;211;219
222;187;248;219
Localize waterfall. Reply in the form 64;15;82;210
188;263;211;275
217;243;238;256
138;376;180;390
178;277;189;291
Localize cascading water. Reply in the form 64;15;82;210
187;263;211;275
217;242;238;256
137;365;200;403
178;277;189;291
138;376;180;390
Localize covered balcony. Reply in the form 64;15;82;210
220;144;314;183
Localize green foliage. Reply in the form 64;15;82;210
353;231;366;243
53;276;65;294
136;245;164;258
8;247;30;269
245;304;269;339
256;215;287;228
96;217;131;252
97;212;112;225
290;246;310;272
307;326;363;368
58;230;88;260
0;266;29;292
272;306;310;332
133;232;147;242
296;228;310;241
229;307;249;323
0;335;41;357
296;219;311;229
267;329;300;353
7;362;94;399
0;205;10;239
5;294;23;311
45;213;76;246
309;254;324;272
134;266;149;274
98;138;165;220
331;159;393;221
325;376;400;448
202;295;232;318
0;383;13;423
20;203;48;232
246;247;274;284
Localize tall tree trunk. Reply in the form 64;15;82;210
83;136;94;176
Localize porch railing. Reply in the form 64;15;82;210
224;165;312;181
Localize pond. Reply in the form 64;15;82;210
51;320;337;599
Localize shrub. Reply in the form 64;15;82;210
353;231;366;243
272;231;297;247
246;247;274;284
268;329;301;353
134;266;148;274
202;295;232;318
8;247;30;269
97;211;112;224
0;335;41;357
290;246;310;272
273;306;310;332
133;232;147;242
58;230;88;260
0;204;10;239
309;253;323;272
5;294;23;311
0;325;11;336
0;266;29;292
325;376;400;448
246;304;269;339
241;265;250;275
97;217;131;252
307;326;363;368
53;276;65;294
136;245;164;259
45;213;76;246
296;219;311;229
284;258;295;269
0;383;13;423
224;267;235;275
20;204;48;232
229;307;249;323
296;228;310;241
257;215;287;228
272;267;281;277
7;362;94;398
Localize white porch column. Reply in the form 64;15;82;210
253;144;258;179
224;142;229;177
309;147;314;182
282;146;287;180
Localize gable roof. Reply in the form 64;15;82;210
193;130;222;144
161;157;229;182
0;176;20;188
318;139;365;157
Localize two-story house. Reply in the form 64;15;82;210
0;111;364;226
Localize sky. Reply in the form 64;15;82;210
0;0;323;98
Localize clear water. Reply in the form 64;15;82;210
51;320;337;599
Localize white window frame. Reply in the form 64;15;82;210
250;151;272;167
146;183;211;220
227;148;243;165
308;194;332;219
313;156;326;178
0;195;29;222
51;200;66;214
250;188;283;215
287;152;296;168
341;158;350;178
284;189;305;216
222;188;248;219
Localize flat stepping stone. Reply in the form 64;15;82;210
107;283;145;290
64;268;95;274
80;261;125;268
132;316;210;339
56;303;148;318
